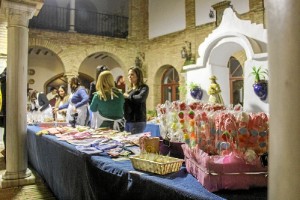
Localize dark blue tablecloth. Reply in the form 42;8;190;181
27;125;224;200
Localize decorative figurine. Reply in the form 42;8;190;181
207;75;224;105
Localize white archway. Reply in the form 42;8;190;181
183;8;268;113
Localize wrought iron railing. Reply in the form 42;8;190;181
29;5;128;38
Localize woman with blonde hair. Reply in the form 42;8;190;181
90;71;125;130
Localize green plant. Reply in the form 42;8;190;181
147;109;157;120
178;82;201;96
178;84;187;96
189;82;201;90
250;66;268;83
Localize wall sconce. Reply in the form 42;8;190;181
209;9;215;18
181;41;192;61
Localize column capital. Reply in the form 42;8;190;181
1;0;43;21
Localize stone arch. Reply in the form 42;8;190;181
82;46;128;72
79;51;127;81
29;38;66;72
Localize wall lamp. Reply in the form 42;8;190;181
181;41;192;61
209;9;215;18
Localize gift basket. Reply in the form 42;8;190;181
129;153;184;175
157;101;269;191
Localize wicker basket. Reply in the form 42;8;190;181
129;154;184;175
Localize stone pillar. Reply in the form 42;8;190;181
0;1;39;188
69;0;76;32
267;0;300;199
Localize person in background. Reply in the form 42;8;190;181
89;65;109;104
116;75;126;93
59;77;89;126
90;71;125;130
123;66;149;134
0;68;6;158
47;86;58;107
30;90;53;122
53;85;69;122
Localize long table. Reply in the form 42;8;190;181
27;125;224;200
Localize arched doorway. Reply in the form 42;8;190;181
161;66;179;103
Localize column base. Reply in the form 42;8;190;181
0;169;35;188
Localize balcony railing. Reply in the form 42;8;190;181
29;5;128;38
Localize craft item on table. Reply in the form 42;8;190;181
75;146;103;155
72;131;92;140
124;132;151;145
67;138;101;146
93;140;122;151
36;129;49;136
56;129;82;140
36;126;67;136
107;147;132;157
125;145;141;155
139;136;160;153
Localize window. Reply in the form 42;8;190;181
161;67;179;103
228;56;244;106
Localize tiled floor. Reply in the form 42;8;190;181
0;146;56;200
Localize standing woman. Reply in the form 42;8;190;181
124;66;149;134
59;77;89;126
89;65;109;104
90;71;125;130
53;85;69;122
30;90;53;122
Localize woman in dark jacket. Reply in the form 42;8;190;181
124;66;149;134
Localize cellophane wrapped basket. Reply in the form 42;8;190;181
156;101;269;191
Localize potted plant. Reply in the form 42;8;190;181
250;66;268;100
189;82;203;100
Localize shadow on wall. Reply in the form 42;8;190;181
249;103;267;113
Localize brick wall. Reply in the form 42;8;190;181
28;0;265;110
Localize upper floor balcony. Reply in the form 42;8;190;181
29;5;128;38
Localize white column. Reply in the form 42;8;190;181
0;1;37;188
267;1;300;200
69;0;76;32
